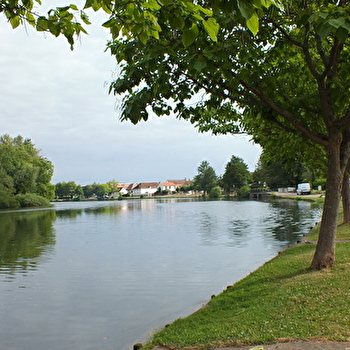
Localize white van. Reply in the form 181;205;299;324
296;183;311;195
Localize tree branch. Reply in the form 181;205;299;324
239;79;329;147
315;33;329;67
335;107;350;131
322;37;343;83
271;21;304;48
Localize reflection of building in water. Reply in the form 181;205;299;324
120;199;157;212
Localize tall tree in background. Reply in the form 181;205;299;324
89;0;350;269
107;180;120;194
193;161;217;196
222;156;251;194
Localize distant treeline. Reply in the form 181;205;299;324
54;181;120;201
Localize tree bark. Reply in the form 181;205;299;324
311;141;344;270
341;160;350;224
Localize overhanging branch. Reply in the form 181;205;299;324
239;79;329;147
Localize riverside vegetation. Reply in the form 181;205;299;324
141;197;350;350
0;135;54;209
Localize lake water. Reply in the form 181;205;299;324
0;198;322;350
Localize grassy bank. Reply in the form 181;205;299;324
142;198;350;349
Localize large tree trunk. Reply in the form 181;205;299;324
341;160;350;224
311;141;345;270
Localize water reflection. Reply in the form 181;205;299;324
0;198;322;350
265;199;321;242
0;210;56;278
56;209;83;219
194;199;322;247
84;205;122;215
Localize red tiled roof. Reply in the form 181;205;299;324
160;182;176;186
167;179;192;186
136;182;159;189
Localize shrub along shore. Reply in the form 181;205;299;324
140;195;350;350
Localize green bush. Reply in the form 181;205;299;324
209;186;222;198
237;185;251;198
15;193;51;208
0;188;19;209
313;178;326;190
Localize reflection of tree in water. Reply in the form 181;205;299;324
266;199;322;242
56;205;123;219
54;205;122;219
199;211;251;247
84;205;122;215
227;219;251;246
0;210;56;276
56;209;83;219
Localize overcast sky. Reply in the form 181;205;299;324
0;5;261;185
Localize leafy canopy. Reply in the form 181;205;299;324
1;0;90;49
86;0;350;152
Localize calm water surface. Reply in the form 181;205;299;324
0;198;322;350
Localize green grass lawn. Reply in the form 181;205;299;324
142;199;350;350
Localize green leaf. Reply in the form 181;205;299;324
202;18;219;42
158;0;172;5
102;18;115;28
328;18;345;29
26;12;36;26
197;4;213;17
10;16;21;29
90;0;102;11
36;16;48;31
83;0;94;9
139;30;149;44
150;29;160;39
170;15;185;30
142;0;161;11
341;20;350;33
80;12;91;25
316;22;332;40
252;0;262;9
246;12;259;35
57;6;70;11
194;58;207;72
182;23;199;47
335;26;349;43
261;0;273;8
237;0;255;19
48;22;61;36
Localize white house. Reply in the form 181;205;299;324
110;183;138;197
119;183;138;196
158;182;177;192
133;182;159;196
